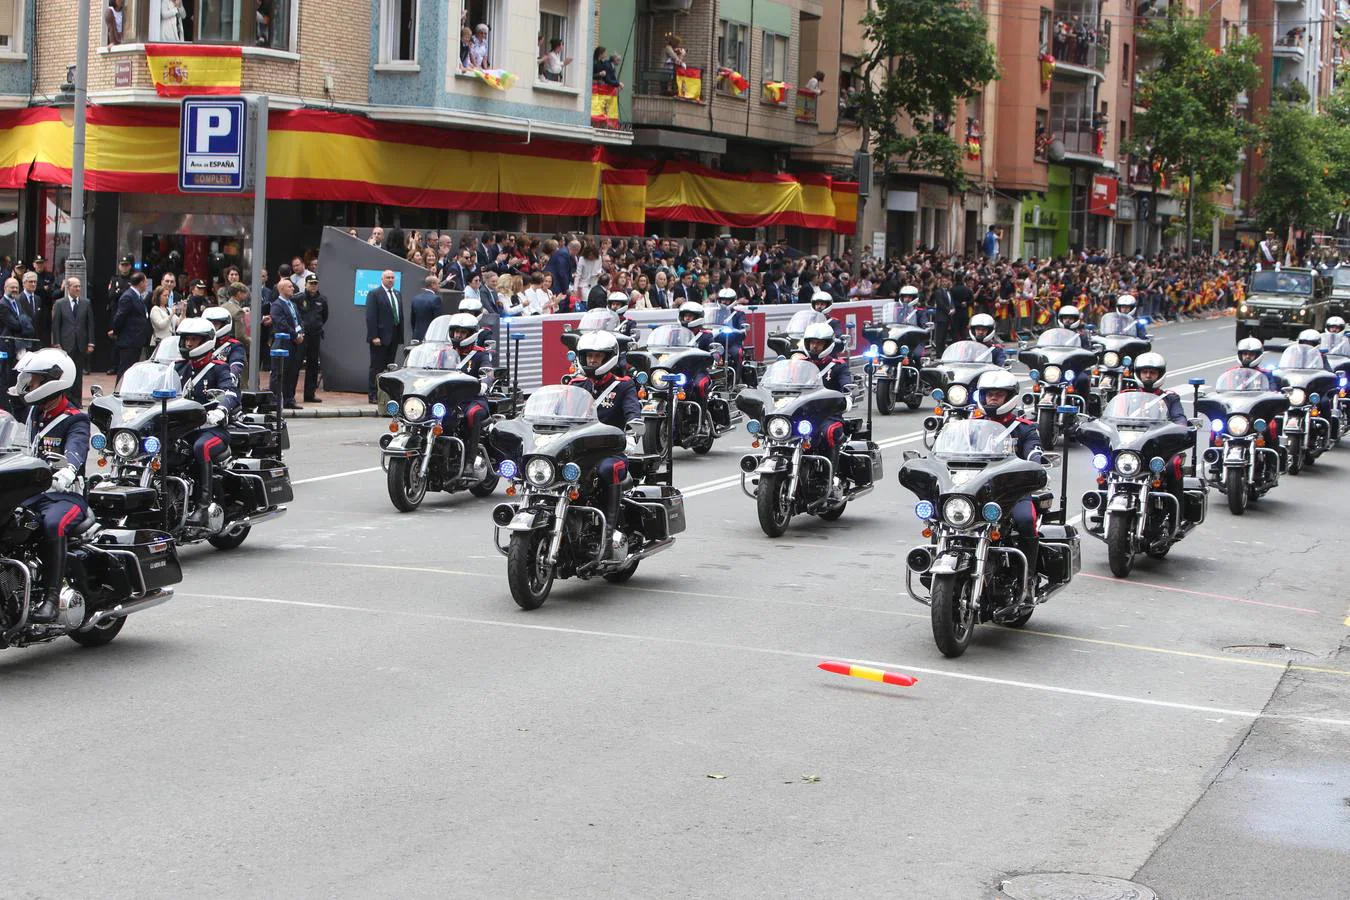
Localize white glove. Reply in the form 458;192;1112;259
51;466;78;493
207;408;227;426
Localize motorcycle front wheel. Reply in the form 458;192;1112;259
507;531;554;610
387;456;428;511
876;381;896;415
1037;406;1057;451
756;473;792;538
469;451;500;498
1106;513;1135;578
1226;468;1248;516
1288;436;1303;475
930;573;975;658
641;419;668;458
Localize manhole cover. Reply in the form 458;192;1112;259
1000;873;1157;900
1222;643;1318;660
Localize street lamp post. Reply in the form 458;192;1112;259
64;0;91;290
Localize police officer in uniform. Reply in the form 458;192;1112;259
104;255;135;374
974;369;1043;577
299;274;329;403
174;318;241;532
1120;351;1191;502
1113;293;1150;338
798;321;853;496
810;290;846;338
203;306;247;383
10;349;90;623
445;313;493;470
569;331;641;560
605;291;639;339
968;313;1005;365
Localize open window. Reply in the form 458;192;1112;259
761;31;788;104
380;0;419;64
716;19;748;94
0;0;22;54
461;0;503;69
537;0;576;85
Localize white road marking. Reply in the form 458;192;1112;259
179;591;1350;728
1178;329;1209;336
293;466;381;485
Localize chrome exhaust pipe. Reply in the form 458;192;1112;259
80;588;174;631
221;508;287;537
630;538;675;562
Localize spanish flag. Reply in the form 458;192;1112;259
762;81;788;104
718;68;749;96
591;84;619;129
600;169;647;237
466;68;518;91
144;44;242;97
674;66;702;102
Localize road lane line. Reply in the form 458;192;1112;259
293;466;381;485
177;591;1350;727
1178;329;1209;336
1077;572;1319;614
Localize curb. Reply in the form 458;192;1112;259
282;406;385;419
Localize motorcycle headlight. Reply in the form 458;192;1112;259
766;416;792;440
947;384;969;406
402;397;427;421
1114;450;1143;476
1290;388;1307;406
1227;414;1251;437
113;430;139;459
882;339;900;356
1044;365;1063;384
524;458;556;487
1103;351;1120;368
650;368;671;389
942;496;976;527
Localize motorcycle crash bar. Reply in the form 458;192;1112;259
817;660;917;688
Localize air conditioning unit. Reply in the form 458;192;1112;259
649;0;693;11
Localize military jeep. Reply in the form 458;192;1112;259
1236;268;1331;340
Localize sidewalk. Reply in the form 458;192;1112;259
82;371;383;419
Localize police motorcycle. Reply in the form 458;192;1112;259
920;340;1006;447
1089;312;1151;404
862;301;932;414
377;319;502;512
1072;391;1207;578
1271;339;1339;472
703;304;753;390
898;392;1080;658
627;322;738;456
85;361;293;551
1018;327;1099;449
488;383;684;609
734;353;882;538
1196;367;1288;515
1321;324;1350;422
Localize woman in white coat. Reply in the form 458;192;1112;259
160;0;187;42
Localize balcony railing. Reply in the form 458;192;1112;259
795;87;818;123
1046;116;1106;157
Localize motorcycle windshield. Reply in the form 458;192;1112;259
704;306;739;332
784;310;826;336
404;342;461;371
1036;328;1082;348
522;385;598;430
1103;392;1168;427
1278;345;1324;370
152;336;181;363
117;361;183;403
1215;368;1270;392
577;309;620;333
941;341;994;364
644;324;696;350
421;315;458;344
759;359;823;395
0;411;25;451
1323;333;1350;355
881;302;922;326
1098;313;1136;336
932;419;1016;463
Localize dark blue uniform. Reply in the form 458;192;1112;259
452;346;494;462
23;397;91;538
806;355;853;467
176;358;240;504
212;337;247;383
571;372;642;533
989;412;1043;539
1125;386;1190;495
978;341;1008;366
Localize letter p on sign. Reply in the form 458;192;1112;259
194;109;232;152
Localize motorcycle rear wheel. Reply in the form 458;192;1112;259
68;615;125;647
691;432;715;455
930;573;975;658
507;531;554;610
1226;469;1248;516
603;558;640;583
1106;513;1135;578
208;525;251;551
387;457;427;512
756;473;792;538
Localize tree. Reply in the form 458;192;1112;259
1253;99;1335;235
1125;10;1260;253
855;0;998;188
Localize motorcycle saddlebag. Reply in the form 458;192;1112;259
230;458;295;506
840;440;883;487
87;483;159;515
1037;523;1081;583
94;528;183;592
625;484;686;539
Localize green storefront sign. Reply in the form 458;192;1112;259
1022;165;1072;258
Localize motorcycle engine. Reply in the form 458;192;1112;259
0;564;23;632
57;586;85;631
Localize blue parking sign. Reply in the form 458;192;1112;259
179;97;248;193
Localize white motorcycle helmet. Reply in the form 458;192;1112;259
1298;328;1321;346
10;347;75;404
1056;305;1083;330
677;302;705;329
1133;351;1167;389
202;306;234;339
1327;315;1346;334
606;291;631;312
800;321;837;361
899;285;920;299
716;287;738;306
969;313;997;344
446;312;481;349
1115;294;1138;314
576;330;620;378
810;290;834;313
176;317;217;360
458;296;484;319
1236;336;1263;368
975;369;1020;418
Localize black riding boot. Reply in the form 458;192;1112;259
602;485;626;560
1017;535;1040;594
31;536;67;624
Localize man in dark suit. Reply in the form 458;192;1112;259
267;278;304;409
366;269;404;404
444;248;474;292
544;239;580;296
411;274;442;342
1;275;36;412
927;273;954;354
20;271;44;345
109;271;150;378
30;255;56;344
50;276;95;405
948;272;976;341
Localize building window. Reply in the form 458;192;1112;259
762;32;787;82
717;19;748;86
1121;42;1130;82
381;0;419;64
138;0;294;48
0;0;22;53
1039;8;1052;52
462;0;501;69
538;0;575;85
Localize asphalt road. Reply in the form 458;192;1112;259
4;317;1348;899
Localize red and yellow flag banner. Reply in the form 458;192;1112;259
717;68;749;96
591;84;619;129
143;43;242;97
600;169;648;237
674;66;703;102
831;181;858;235
762;81;788;105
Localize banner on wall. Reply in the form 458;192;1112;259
600;169;648;237
591;84;619;129
143;44;242;97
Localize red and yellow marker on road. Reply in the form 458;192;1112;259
818;660;918;688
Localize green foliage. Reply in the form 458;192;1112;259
1254;97;1336;233
856;0;998;188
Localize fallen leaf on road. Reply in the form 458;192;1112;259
705;773;727;780
800;774;821;783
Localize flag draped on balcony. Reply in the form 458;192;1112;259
1038;52;1055;91
762;82;788;104
464;69;518;91
674;66;703;102
591;84;619;129
717;68;749;95
143;44;242;97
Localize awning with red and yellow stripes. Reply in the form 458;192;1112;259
641;162;856;234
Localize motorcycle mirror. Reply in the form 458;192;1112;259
90;385;103;399
1018;340;1029;351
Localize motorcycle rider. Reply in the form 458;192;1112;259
1051;304;1094;402
446;312;493;469
968;313;1005;365
605;291;638;338
1236;336;1279;389
1113;293;1149;338
799;321;853;496
973;369;1042;579
9;349;89;623
713;287;748;368
1322;316;1350;354
569;331;641;560
810;290;846;338
1296;328;1333;369
174;317;241;531
202;306;247;382
1122;351;1190;503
